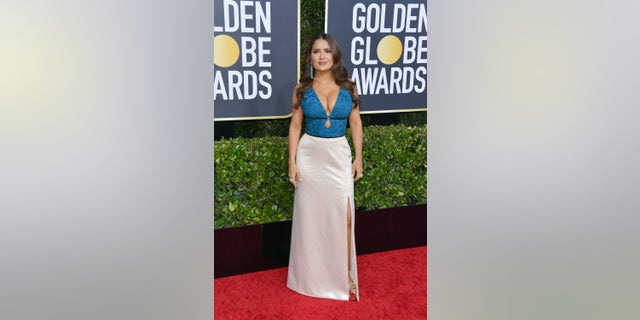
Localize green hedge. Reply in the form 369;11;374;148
214;124;427;229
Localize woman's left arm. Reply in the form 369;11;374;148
349;106;364;181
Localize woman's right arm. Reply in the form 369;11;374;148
288;85;304;188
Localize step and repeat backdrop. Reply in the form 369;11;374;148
327;0;427;113
213;0;427;120
213;0;299;120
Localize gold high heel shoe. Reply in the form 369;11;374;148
348;282;357;301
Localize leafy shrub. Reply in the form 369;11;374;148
214;124;426;229
351;124;427;211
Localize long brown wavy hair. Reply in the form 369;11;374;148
294;33;361;110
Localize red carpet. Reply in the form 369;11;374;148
214;246;427;319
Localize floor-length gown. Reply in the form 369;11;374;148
286;87;359;301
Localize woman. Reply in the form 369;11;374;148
286;33;364;301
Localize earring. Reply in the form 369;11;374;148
310;64;314;79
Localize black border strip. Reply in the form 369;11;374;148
214;204;426;278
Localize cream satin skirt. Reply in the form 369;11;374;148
286;134;359;301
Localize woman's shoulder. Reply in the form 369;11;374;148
293;82;313;101
294;81;315;93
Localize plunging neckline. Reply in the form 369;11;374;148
311;86;341;117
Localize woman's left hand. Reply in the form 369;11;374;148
352;158;364;182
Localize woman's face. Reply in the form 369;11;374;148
310;39;334;72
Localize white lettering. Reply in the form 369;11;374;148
405;4;427;33
351;2;427;34
403;36;428;64
352;66;427;95
417;36;427;64
258;37;271;67
351;37;365;65
258;71;272;99
389;67;402;94
414;66;427;93
366;4;381;33
364;37;377;65
403;37;417;64
215;0;272;33
255;1;271;33
240;1;254;32
402;67;414;93
243;71;258;99
228;70;243;99
213;70;273;100
392;4;406;33
241;37;257;66
353;68;378;95
213;70;228;100
418;4;427;33
223;0;239;32
352;3;366;33
241;37;271;67
351;36;377;65
375;68;388;95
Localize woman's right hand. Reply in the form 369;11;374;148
288;164;302;188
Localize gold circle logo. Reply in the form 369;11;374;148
213;35;240;68
377;35;403;65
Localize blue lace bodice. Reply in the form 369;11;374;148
301;87;353;138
